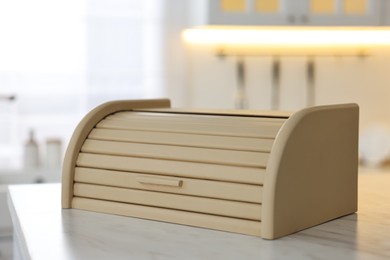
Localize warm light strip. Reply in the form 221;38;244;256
182;27;390;46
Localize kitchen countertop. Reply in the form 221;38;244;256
7;173;390;260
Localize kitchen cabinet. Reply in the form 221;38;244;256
301;0;382;25
208;0;383;26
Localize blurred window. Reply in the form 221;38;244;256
0;0;163;168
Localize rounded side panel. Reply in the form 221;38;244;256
261;103;359;239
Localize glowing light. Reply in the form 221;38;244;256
182;26;390;47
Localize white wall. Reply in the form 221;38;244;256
0;0;168;169
0;0;86;169
185;44;390;129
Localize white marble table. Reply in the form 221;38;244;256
7;173;390;260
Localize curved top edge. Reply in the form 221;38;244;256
265;103;359;188
61;99;171;208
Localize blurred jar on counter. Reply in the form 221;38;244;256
24;130;40;169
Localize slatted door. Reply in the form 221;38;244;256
71;110;287;236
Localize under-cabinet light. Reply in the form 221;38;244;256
182;26;390;47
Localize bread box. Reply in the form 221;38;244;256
62;99;359;239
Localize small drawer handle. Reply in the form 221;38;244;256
136;176;183;187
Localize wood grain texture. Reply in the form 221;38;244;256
73;183;262;220
74;167;263;203
76;153;266;185
80;139;269;168
97;117;282;138
87;128;274;152
72;197;262;236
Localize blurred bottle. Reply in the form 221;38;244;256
24;130;40;168
46;138;62;168
359;126;390;168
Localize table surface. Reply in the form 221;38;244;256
7;172;390;260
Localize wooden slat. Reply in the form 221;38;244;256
111;111;287;124
133;107;291;118
81;139;269;168
74;167;263;203
87;128;274;152
96;118;282;138
73;183;262;220
76;153;265;185
72;197;262;236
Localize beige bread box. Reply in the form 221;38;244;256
62;99;359;239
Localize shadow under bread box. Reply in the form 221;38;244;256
61;99;359;239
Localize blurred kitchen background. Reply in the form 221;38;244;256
2;0;390;259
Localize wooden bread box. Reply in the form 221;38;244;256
62;99;359;239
